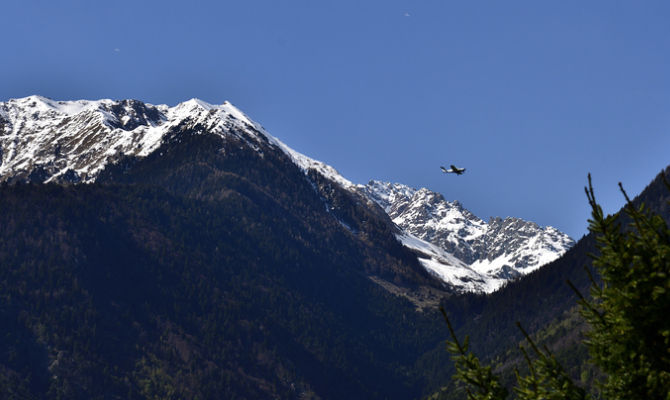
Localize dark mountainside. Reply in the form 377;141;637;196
0;129;451;399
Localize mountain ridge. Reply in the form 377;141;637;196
1;95;573;293
362;180;574;292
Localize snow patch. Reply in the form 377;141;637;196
396;233;501;293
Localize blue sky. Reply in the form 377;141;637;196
3;1;670;239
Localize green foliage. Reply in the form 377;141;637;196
490;306;596;394
440;307;509;400
442;174;670;399
512;323;588;400
441;308;587;400
577;174;670;399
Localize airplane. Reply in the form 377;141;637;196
440;165;466;175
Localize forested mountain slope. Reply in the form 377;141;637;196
0;129;452;399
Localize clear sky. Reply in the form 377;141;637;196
3;1;670;239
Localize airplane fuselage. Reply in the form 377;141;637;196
441;165;466;175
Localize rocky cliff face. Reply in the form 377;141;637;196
0;96;271;184
362;181;575;292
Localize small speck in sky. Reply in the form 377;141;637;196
403;12;410;17
114;48;121;53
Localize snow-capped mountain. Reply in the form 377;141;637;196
0;95;349;186
0;95;573;293
363;181;575;292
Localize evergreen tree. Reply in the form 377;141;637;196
439;307;508;400
511;322;588;400
442;174;670;399
575;174;670;399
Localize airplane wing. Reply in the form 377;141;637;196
442;165;466;174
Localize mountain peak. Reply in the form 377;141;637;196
363;181;574;292
180;98;216;110
0;96;260;183
6;95;114;117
